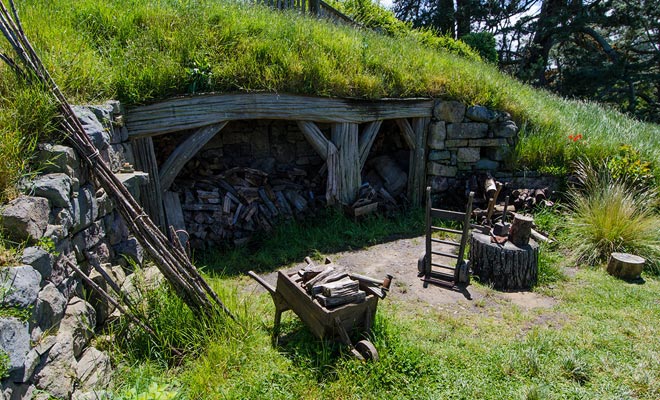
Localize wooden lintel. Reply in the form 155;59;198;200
395;118;416;149
126;93;433;137
358;120;382;170
159;122;227;193
297;121;330;160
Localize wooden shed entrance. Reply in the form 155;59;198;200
125;93;434;244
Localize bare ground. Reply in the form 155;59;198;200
247;236;558;316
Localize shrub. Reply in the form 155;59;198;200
565;160;660;274
461;32;498;63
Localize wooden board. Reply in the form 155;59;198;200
130;137;166;230
163;191;189;248
125;93;434;137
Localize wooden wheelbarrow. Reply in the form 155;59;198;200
248;270;383;361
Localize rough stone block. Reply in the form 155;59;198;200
429;176;450;192
485;146;511;161
31;173;72;209
59;297;96;358
76;347;111;391
0;317;30;377
429;150;451;161
37;144;80;178
72;221;105;262
21;247;53;279
447;123;489;140
427;121;446;149
427;162;458;177
71;185;98;234
444;139;469;148
116;171;149;200
466;105;498;123
73;106;110;150
104;213;128;246
32;282;67;332
457;147;481;163
33;332;77;399
457;162;474;171
113;236;143;266
0;266;42;308
1;196;50;243
494;121;518;138
433;101;466;123
475;158;500;170
468;138;508;147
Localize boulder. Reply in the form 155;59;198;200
21;247;53;280
466;105;498;123
59;297;96;357
0;317;30;377
30;173;72;209
32;283;67;332
0;196;50;243
0;266;41;308
433;101;466;123
76;347;112;391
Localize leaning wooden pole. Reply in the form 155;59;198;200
0;0;233;320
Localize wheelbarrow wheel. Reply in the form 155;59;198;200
355;340;379;361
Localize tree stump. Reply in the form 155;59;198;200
607;253;645;280
470;232;539;290
508;213;534;246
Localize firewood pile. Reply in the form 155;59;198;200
175;166;324;248
347;182;400;217
298;257;391;308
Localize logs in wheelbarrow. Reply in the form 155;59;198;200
248;269;385;361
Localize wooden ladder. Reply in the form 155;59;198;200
422;187;474;287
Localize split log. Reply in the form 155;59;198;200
607;253;645;280
508;214;534;246
321;278;359;297
470;232;539;290
316;291;366;308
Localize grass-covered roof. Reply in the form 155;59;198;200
0;0;658;200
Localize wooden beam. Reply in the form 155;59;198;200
125;93;433;137
159;122;227;193
163;191;189;248
331;123;360;205
131;137;166;231
358;120;382;170
395;118;416;149
297;121;331;160
408;117;430;206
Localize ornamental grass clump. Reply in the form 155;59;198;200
565;160;660;274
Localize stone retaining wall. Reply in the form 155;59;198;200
0;102;149;400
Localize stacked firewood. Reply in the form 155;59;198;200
510;188;553;210
298;258;391;308
347;182;400;217
175;166;323;248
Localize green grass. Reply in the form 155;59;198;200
0;0;658;202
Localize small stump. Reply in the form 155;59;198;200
470;232;539;290
607;252;645;280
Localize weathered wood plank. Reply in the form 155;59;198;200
163;191;189;248
159;122;227;193
408;117;429;206
331;122;360;205
126;93;433;137
130;137;166;230
358;120;382;170
395;118;416;149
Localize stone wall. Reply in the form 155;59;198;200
0;102;150;400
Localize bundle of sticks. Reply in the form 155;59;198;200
298;257;392;308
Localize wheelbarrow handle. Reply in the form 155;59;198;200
247;271;276;295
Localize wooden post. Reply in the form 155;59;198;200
131;137;166;231
331;123;360;205
409;117;429;207
163;191;189;249
159;122;227;193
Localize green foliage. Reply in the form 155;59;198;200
0;350;9;379
606;144;657;189
565;160;660;273
461;31;498;63
115;380;180;400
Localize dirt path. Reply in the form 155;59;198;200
250;236;557;313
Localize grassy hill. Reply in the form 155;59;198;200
0;0;659;201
